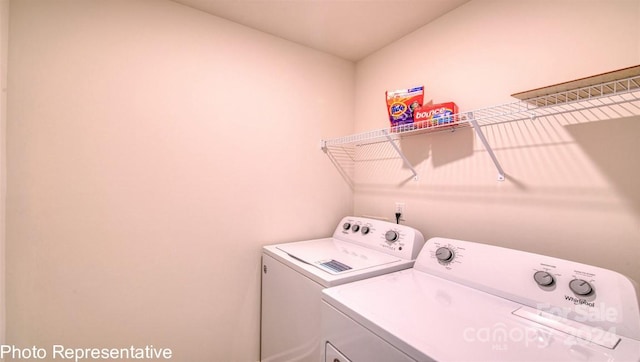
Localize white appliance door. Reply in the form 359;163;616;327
321;301;418;362
261;253;322;362
277;239;400;275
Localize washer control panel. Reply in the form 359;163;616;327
335;217;425;260
414;237;640;341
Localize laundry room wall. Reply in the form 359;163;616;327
6;0;353;361
353;0;640;285
0;0;7;347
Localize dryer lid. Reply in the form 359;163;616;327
277;239;402;275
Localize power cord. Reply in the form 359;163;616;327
395;212;401;224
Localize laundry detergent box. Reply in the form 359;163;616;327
385;86;424;127
413;102;459;128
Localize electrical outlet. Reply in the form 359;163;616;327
395;202;405;216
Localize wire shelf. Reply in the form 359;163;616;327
321;74;640;149
321;69;640;183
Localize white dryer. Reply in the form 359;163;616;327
260;216;425;362
322;237;640;361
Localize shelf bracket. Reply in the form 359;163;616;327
381;129;419;181
468;112;505;181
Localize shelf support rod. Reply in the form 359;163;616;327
468;112;505;181
382;129;419;181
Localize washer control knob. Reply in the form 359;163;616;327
385;230;399;243
435;247;454;263
533;271;555;286
361;226;370;235
569;279;593;296
352;225;360;232
342;222;351;231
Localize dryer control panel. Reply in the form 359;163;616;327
334;216;425;260
414;237;640;342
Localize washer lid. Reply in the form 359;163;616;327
322;270;640;362
277;238;402;275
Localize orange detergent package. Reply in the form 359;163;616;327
385;86;424;127
413;102;459;128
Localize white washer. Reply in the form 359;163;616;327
260;216;425;362
322;237;640;361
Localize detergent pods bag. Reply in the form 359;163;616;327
385;86;425;127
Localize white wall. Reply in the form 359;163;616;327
0;0;7;347
354;0;640;284
6;0;353;361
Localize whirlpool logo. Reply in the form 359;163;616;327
565;295;595;307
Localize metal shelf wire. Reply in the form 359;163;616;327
321;72;640;182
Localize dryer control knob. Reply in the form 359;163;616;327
342;222;351;230
385;230;399;243
361;226;370;235
533;271;555;286
352;225;360;232
569;279;593;296
435;247;454;263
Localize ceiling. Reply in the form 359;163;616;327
170;0;470;61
